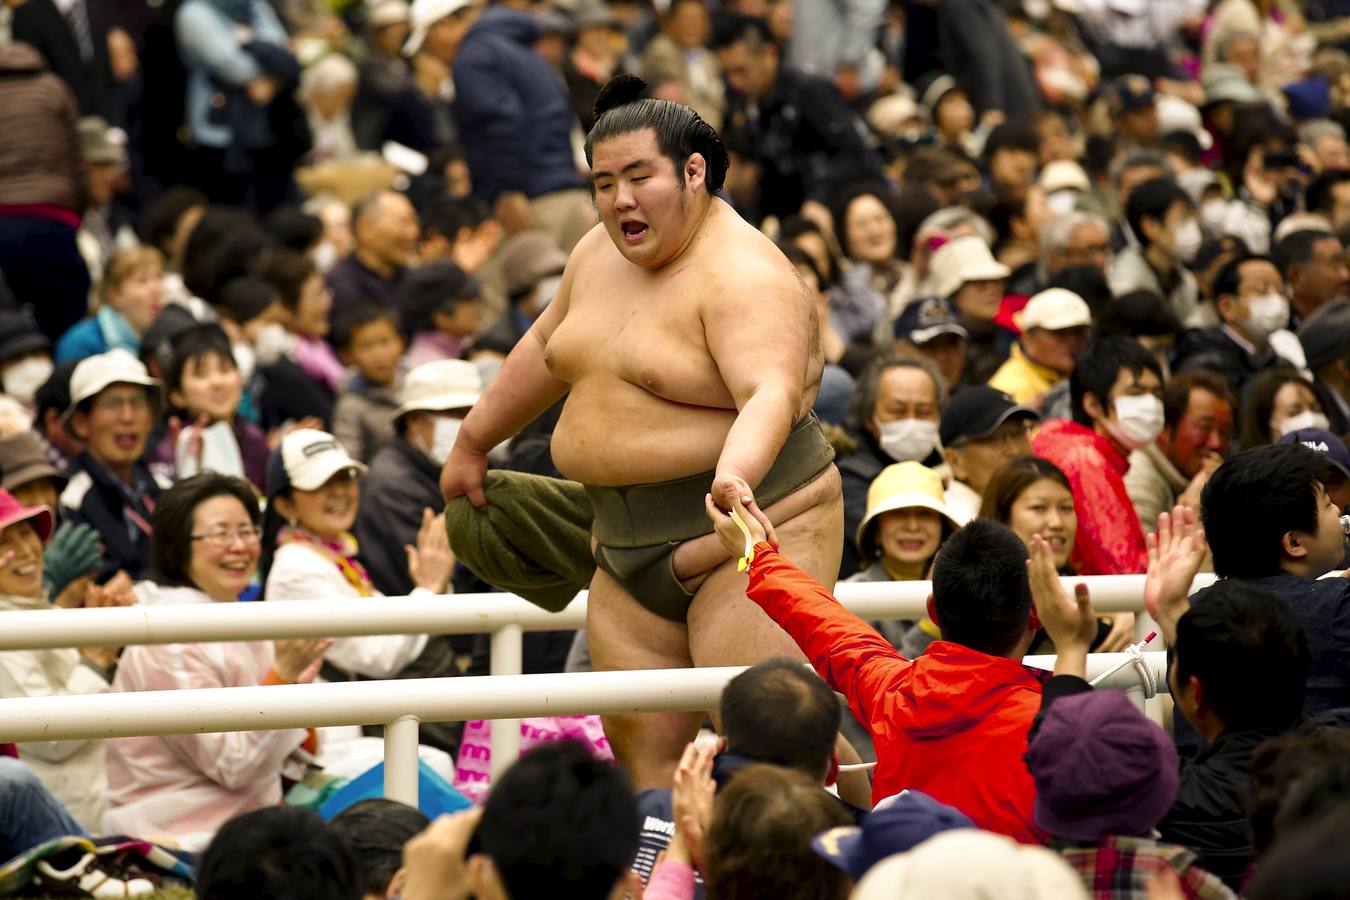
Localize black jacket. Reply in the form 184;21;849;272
11;0;118;122
1173;326;1291;398
355;437;443;598
725;66;886;222
58;453;162;582
1034;674;1273;892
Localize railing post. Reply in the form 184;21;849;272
490;624;524;780
384;714;421;806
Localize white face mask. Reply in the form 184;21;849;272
1;356;53;406
253;322;293;365
876;418;939;462
1106;394;1165;451
232;341;256;383
1046;190;1078;216
428;415;463;465
1171;219;1203;265
312;241;339;274
531;275;563;315
1279;410;1332;436
1199;199;1227;235
1243;293;1290;338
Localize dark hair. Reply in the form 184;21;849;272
1201;443;1334;578
265;206;325;254
1273;229;1336;279
139;185;207;255
34;360;78;421
1163;370;1233;431
255;249;317;312
329;799;430;898
703;765;852;900
1095;289;1182;340
779;243;825;288
331;300;399;352
1212;253;1275;300
834;186;897;261
151;473;260;588
397;259;482;335
1237;369;1318;451
978;456;1073;523
720;659;840;780
1126;177;1191;249
420;197;489;243
1249;728;1350;855
1306;170;1350;217
710;12;776;53
779;216;841;285
219;276;282;326
1069;336;1163;427
982;121;1039;163
197;806;359;900
182;208;256;300
475;740;638;900
1245;804;1350;900
892;184;943;263
1173;580;1307;732
1161;130;1203;166
1046;266;1113;319
165;323;237;401
584;75;729;195
931;519;1032;656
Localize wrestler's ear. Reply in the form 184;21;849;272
684;152;707;193
925;593;939;627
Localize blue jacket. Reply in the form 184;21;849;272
451;7;581;203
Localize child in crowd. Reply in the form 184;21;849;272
399;259;484;368
55;247;165;363
151;323;270;490
331;302;406;464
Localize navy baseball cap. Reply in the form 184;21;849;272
1278;428;1350;479
811;791;974;881
1104;74;1155;118
894;296;968;346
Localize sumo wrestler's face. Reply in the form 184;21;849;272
591;128;704;270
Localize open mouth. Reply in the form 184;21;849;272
897;540;927;552
219;560;250;574
620;220;649;243
11;562;37;577
113;433;140;450
1046;537;1067;551
323;498;353;515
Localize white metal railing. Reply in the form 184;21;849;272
0;574;1210;774
0;654;1168;808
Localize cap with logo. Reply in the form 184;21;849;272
267;429;368;495
1277;428;1350;479
939;386;1039;447
894;297;968;346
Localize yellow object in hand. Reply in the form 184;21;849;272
730;508;756;573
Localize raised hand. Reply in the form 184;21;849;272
1144;506;1208;644
401;808;483;900
273;637;333;684
407;508;455;594
1026;534;1095;677
671;741;716;872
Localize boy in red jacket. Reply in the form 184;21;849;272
705;485;1098;844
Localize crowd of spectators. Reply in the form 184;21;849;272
3;0;1350;895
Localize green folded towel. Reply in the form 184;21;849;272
444;470;595;612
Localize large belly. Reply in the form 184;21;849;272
551;378;736;486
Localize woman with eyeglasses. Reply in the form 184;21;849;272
104;473;330;849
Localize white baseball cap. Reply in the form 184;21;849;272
404;0;471;55
930;235;1010;300
277;429;368;492
1017;288;1092;332
368;0;410;29
1038;160;1090;195
391;359;483;420
64;349;161;421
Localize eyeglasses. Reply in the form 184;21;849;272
191;526;263;548
92;393;151;414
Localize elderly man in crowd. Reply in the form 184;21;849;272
326;189;421;319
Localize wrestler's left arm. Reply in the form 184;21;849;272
702;257;817;504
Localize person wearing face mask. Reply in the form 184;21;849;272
0;310;54;411
1032;338;1162;635
1108;178;1205;329
355;359;480;598
837;354;946;578
474;230;568;358
1238;370;1331;451
1174;255;1299;396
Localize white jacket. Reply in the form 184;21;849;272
104;584;310;851
264;542;429;678
0;591;109;830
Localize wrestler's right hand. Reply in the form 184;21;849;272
440;443;489;508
